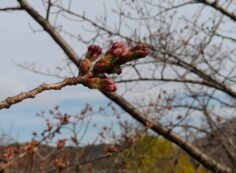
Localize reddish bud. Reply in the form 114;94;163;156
107;42;129;58
79;58;92;76
83;42;149;76
108;42;150;67
86;45;102;61
83;77;117;92
111;41;125;49
80;45;102;76
129;43;150;60
102;78;117;92
93;55;114;74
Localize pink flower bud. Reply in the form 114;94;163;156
129;43;150;58
93;55;113;74
101;78;117;92
83;77;117;92
80;45;102;76
93;56;122;75
86;45;102;61
107;42;128;57
111;42;125;49
79;58;92;76
88;42;149;76
112;48;130;58
115;43;150;65
120;48;130;57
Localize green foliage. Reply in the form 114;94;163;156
118;136;210;173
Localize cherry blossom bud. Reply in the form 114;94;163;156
83;77;117;92
93;55;114;74
113;41;125;47
84;42;149;76
111;42;150;65
102;78;117;92
129;43;150;59
79;58;92;76
107;42;130;58
93;42;127;74
86;45;102;61
79;45;102;76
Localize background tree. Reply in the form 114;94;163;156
118;136;208;173
1;0;236;173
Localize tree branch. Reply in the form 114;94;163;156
197;0;236;22
116;77;214;87
45;0;52;21
55;5;236;99
0;7;22;11
17;0;81;69
103;91;232;173
15;1;233;172
0;77;84;110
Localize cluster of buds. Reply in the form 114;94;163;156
93;42;150;74
79;45;102;76
80;42;150;92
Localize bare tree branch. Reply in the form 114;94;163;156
54;4;236;99
103;91;232;173
116;77;213;87
196;0;236;22
0;6;22;11
12;0;233;172
0;77;85;110
17;0;81;69
45;0;52;21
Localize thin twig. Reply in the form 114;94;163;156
0;77;85;110
0;7;22;11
